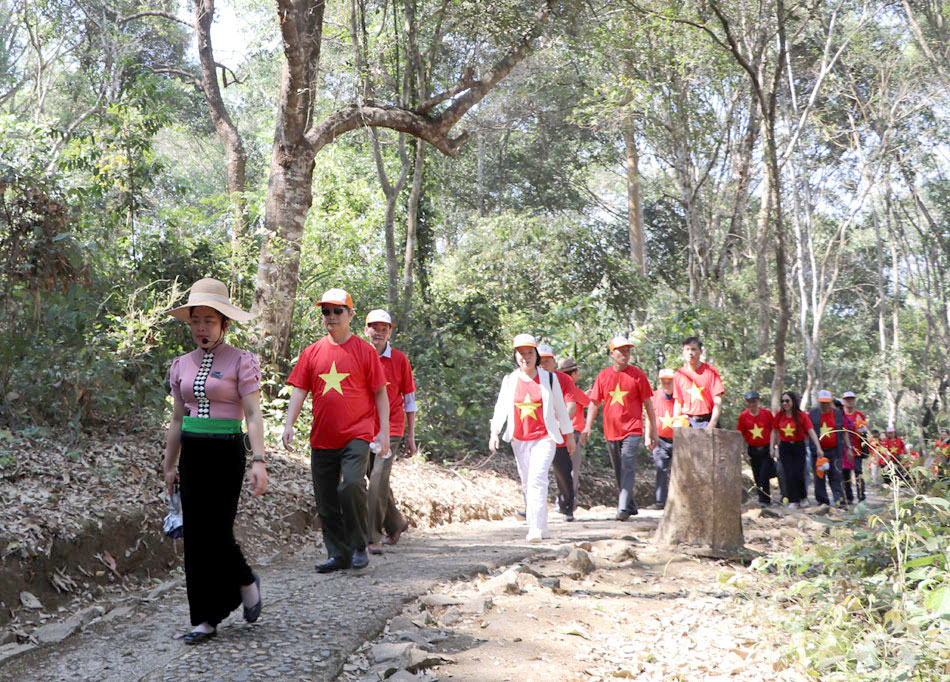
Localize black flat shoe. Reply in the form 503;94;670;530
316;556;350;573
183;629;216;645
243;573;262;623
351;547;369;569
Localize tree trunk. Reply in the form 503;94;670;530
654;427;746;558
754;152;772;381
766;129;792;409
399;138;425;333
623;115;646;275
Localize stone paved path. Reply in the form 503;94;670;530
1;514;628;682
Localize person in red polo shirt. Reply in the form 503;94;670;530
538;345;580;521
282;288;389;574
557;356;590;510
673;336;724;429
650;369;679;510
363;309;417;554
581;335;657;520
841;390;867;501
737;390;775;506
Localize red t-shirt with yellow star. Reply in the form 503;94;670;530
590;365;653;441
652;389;676;440
374;346;417;438
737;408;774;446
882;437;905;462
553;370;579;447
817;410;838;448
512;374;547;442
775;411;813;442
287;334;386;450
673;363;724;416
571;382;591;433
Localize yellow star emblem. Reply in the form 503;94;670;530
688;382;704;403
515;400;542;420
781;422;797;438
749;423;764;440
819;423;834;440
660;415;676;431
319;361;350;395
608;383;628;407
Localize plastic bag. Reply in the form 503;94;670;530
163;489;183;539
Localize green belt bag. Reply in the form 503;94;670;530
182;417;243;434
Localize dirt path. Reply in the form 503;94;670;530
0;502;827;682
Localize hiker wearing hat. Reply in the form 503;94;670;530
737;390;775;506
771;391;824;509
538;345;580;520
807;390;847;506
672;336;724;429
489;334;575;542
556;356;590;510
163;278;266;644
881;425;906;483
362;309;416;553
650;369;680;509
581;336;657;520
283;289;389;573
841;391;867;501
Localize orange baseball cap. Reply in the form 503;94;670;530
319;288;354;309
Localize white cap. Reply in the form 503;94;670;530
886;423;896;432
609;335;633;351
658;368;675;379
817;390;833;402
842;391;856;399
512;333;537;349
537;344;554;357
365;309;393;326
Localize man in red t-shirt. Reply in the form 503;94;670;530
557;356;590;510
581;335;657;519
737;390;775;506
283;289;389;573
650;368;679;509
882;425;906;483
672;336;724;429
538;345;580;520
841;390;867;501
807;390;846;506
363;309;417;553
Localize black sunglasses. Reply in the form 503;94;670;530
321;306;346;316
781;398;791;403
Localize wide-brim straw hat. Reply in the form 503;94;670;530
166;278;255;323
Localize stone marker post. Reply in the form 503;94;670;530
654;427;745;558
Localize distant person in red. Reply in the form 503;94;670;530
489;334;575;542
538;344;580;521
581;336;657;520
770;391;824;509
841;391;867;502
557;356;590;510
650;369;678;509
737;390;774;506
673;336;724;429
882;426;906;463
363;309;416;554
283;289;389;574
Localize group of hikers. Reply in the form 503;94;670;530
159;277;944;645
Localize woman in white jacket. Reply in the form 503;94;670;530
489;334;576;541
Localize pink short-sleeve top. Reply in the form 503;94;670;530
168;343;261;420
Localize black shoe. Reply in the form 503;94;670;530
183;629;216;645
517;509;527;518
565;514;575;522
648;502;665;510
351;547;369;569
243;573;262;623
316;556;351;573
616;511;630;521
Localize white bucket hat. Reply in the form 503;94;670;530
166;278;254;323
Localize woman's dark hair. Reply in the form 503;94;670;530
513;348;541;369
782;391;800;415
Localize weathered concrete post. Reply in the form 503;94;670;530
653;427;745;558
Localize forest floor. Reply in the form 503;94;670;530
0;425;874;680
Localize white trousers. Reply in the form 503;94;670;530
511;436;556;533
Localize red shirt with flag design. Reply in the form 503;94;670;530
512;374;547;442
817;410;839;448
673;363;724;416
775;411;813;443
883;437;905;462
287;335;386;450
846;410;867;451
652;389;676;440
373;346;417;438
737;408;774;447
553;370;579;447
590;365;653;441
571;383;591;433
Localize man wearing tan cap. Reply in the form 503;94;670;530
283;289;389;573
557;356;590;510
363;309;417;553
582;336;657;520
807;390;846;506
538;344;580;520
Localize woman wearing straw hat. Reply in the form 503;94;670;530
489;334;575;542
163;278;267;644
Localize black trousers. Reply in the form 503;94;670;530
747;445;772;505
779;440;807;504
311;439;370;560
552;443;575;515
178;434;254;628
854;456;866;501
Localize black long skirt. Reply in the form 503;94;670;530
178;433;254;627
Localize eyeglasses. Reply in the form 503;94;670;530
322;306;346;316
781;398;791;403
